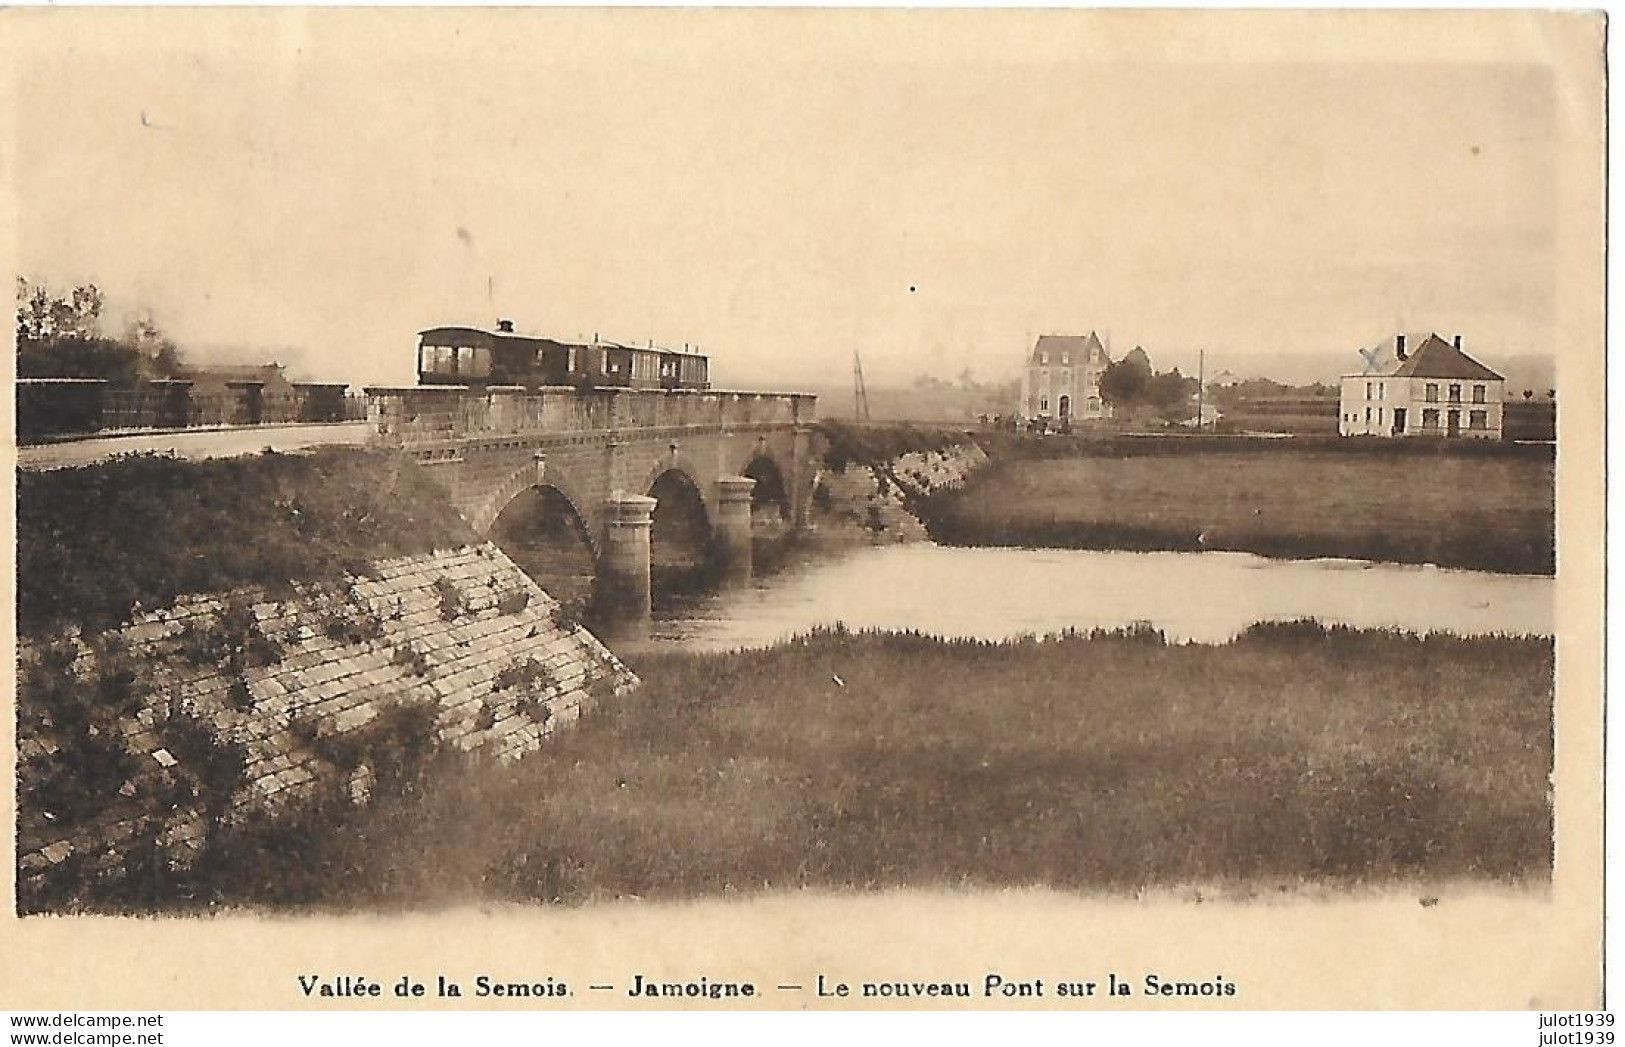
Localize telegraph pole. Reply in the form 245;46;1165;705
853;350;872;422
1197;348;1205;432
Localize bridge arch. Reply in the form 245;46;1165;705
485;471;601;618
644;466;715;591
637;453;713;523
474;459;601;559
741;451;792;523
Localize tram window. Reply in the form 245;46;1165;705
422;345;456;374
455;346;492;378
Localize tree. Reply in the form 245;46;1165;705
1146;368;1199;421
15;278;183;385
1099;356;1151;411
124;314;184;379
16;277;102;342
1121;346;1153;373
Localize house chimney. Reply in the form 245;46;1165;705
1453;334;1462;350
1395;334;1407;361
496;318;515;333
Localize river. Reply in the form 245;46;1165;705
637;542;1554;653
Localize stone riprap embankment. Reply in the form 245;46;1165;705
812;442;988;540
17;542;635;905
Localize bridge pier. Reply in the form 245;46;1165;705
597;492;658;636
790;424;815;531
711;475;757;587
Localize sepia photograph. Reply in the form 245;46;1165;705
0;6;1607;1016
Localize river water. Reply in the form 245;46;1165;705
639;542;1554;653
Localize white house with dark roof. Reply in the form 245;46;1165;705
1020;332;1113;426
1339;333;1505;439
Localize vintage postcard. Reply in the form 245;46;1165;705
0;7;1606;1014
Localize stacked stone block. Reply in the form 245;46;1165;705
16;543;636;901
812;443;989;540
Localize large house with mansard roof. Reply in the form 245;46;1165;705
1339;333;1506;439
1020;332;1113;427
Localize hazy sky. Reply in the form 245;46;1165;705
7;10;1594;388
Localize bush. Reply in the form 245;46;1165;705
90;642;147;716
227;675;255;711
361;702;444;800
493;656;551;692
495;588;530;616
549;603;579;632
392;643;430;677
433;576;467;622
815;420;969;473
319;589;386;646
494;657;560;726
157;708;249;823
517;693;553;725
175;596;282;670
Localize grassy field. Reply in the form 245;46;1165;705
164;624;1550;911
16;448;476;638
919;446;1554;575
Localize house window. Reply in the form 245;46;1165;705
1469;410;1488;430
1422;408;1439;429
1366;382;1373;400
1377;407;1384;425
1040;353;1048;365
1448;384;1461;402
1364;407;1371;424
1378;383;1385;401
1040;398;1049;412
1426;383;1439;402
1061;353;1070;365
1473;384;1486;403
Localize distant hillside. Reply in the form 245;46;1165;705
798;381;1020;422
1196;350;1557;394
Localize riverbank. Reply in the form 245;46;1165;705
916;446;1554;575
153;623;1550;911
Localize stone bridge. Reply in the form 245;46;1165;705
365;384;818;628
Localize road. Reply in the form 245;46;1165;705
14;422;373;471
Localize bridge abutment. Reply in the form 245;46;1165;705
712;475;757;587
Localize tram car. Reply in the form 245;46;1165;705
416;320;710;390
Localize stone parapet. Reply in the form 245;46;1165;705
366;385;817;447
